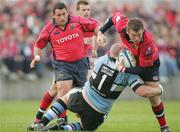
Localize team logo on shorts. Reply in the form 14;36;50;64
153;75;159;81
58;73;64;79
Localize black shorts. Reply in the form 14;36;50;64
67;91;105;131
139;58;160;82
52;58;89;87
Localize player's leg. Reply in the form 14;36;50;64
140;63;171;132
27;89;81;131
27;97;68;131
34;81;57;123
56;80;73;121
45;89;105;131
43;89;84;131
56;57;89;123
52;61;75;122
146;82;171;132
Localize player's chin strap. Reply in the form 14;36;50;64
159;84;164;95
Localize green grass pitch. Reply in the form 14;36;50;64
0;100;179;132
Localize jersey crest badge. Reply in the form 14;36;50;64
145;47;152;56
70;24;75;30
58;73;64;79
53;31;60;35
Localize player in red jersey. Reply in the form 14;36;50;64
28;2;99;128
76;0;99;80
97;12;171;132
76;0;98;58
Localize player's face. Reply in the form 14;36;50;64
128;29;143;44
53;8;68;26
77;5;91;18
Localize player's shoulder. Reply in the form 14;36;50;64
140;30;157;56
143;30;154;43
70;15;85;22
112;11;127;20
44;20;55;32
88;17;99;24
94;55;109;64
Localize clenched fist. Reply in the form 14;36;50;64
30;55;41;68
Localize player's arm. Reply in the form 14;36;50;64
96;17;113;45
134;84;163;97
128;75;163;97
30;26;50;68
97;12;128;45
79;16;101;51
99;17;114;33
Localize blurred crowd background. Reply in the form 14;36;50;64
0;0;180;83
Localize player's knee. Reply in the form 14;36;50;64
49;86;57;97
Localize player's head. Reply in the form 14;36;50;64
127;18;144;44
53;3;68;26
76;0;91;18
110;43;122;58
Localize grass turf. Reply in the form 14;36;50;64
0;100;179;132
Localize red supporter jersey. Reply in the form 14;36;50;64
35;16;98;62
112;12;159;67
83;18;99;56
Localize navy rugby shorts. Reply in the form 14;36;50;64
52;57;89;87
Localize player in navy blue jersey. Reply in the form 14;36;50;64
28;43;163;131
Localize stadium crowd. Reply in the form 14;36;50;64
0;0;179;82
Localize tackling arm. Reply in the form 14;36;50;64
134;84;163;97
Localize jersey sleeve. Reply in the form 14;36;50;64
35;26;50;49
127;74;144;92
111;12;129;32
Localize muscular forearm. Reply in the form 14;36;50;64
34;46;42;57
94;26;100;36
135;85;162;97
125;66;152;75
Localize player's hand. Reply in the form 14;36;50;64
91;50;97;58
96;31;107;46
116;57;126;72
84;37;93;45
30;55;41;68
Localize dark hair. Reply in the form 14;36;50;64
53;2;67;13
127;18;144;32
76;0;89;11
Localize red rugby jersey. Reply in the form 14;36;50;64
83;18;99;56
111;12;159;67
35;16;98;62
